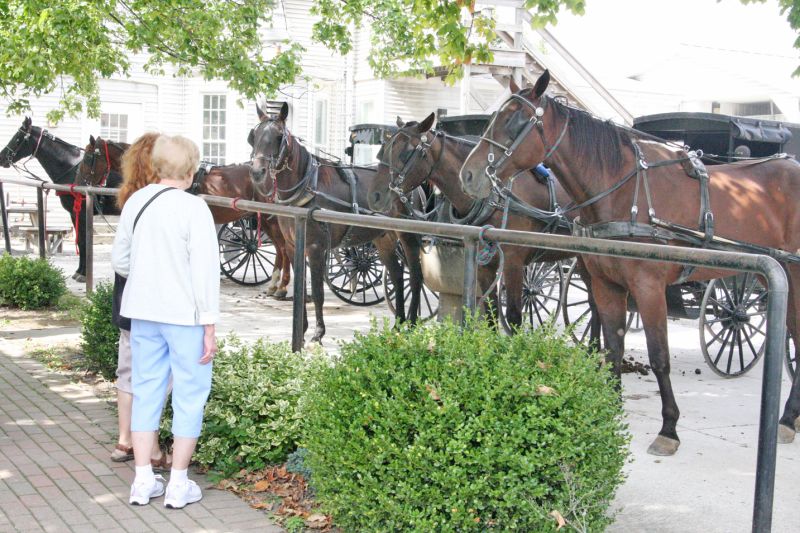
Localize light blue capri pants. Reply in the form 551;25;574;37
130;319;213;438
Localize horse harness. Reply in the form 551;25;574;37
482;92;800;277
259;124;387;248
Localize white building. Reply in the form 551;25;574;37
1;1;796;228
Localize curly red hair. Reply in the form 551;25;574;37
116;132;161;209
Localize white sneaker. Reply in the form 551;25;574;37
164;479;203;509
129;475;166;505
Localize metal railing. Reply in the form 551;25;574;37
0;174;789;532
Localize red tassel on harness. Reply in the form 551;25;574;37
56;184;82;253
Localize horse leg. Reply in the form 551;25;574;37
628;279;681;456
273;223;291;300
306;239;327;344
399;234;422;324
577;265;603;351
779;265;800;442
477;260;500;328
501;249;526;332
377;240;406;324
74;202;87;281
590;276;628;381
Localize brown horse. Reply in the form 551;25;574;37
78;136;292;297
368;113;598;334
249;103;423;344
460;70;800;454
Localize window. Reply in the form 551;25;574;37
203;95;227;165
100;113;128;142
356;100;375;123
314;99;328;147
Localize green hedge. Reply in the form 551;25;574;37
194;337;326;475
302;318;629;532
0;253;66;309
80;281;119;380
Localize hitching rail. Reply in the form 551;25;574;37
0;175;788;533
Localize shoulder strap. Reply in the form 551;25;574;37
133;187;177;233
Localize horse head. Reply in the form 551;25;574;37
368;113;436;213
78;135;127;186
0;117;36;167
249;102;290;195
460;70;552;199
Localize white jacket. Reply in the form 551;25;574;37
111;184;220;326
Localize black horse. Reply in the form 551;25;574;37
249;103;424;344
0;118;123;281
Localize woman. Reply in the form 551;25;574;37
110;133;170;472
112;134;219;509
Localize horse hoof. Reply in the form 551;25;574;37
795;418;800;432
778;424;796;444
73;274;86;283
647;435;680;456
310;337;323;345
265;286;277;296
273;289;288;300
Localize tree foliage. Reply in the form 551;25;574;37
0;0;303;122
0;0;798;122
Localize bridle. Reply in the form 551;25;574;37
2;124;45;166
80;139;120;186
378;129;445;205
250;118;293;179
480;94;569;188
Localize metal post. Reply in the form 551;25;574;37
36;187;45;259
291;215;307;352
0;181;10;253
462;237;478;322
85;193;94;294
752;257;789;532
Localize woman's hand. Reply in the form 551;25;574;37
199;324;217;364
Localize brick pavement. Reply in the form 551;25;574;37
0;324;284;533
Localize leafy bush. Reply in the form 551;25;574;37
194;337;326;475
302;317;629;532
80;281;119;380
0;253;66;309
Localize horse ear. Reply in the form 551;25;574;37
509;77;520;94
396;116;405;128
278;102;289;121
23;117;31;128
533;69;550;99
416;113;435;133
89;135;96;145
256;104;266;121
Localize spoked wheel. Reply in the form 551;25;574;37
325;243;386;306
626;312;643;332
700;273;768;378
561;259;598;345
499;261;563;334
383;245;439;321
217;216;275;286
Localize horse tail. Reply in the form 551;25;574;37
117;132;161;209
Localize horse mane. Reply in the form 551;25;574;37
549;96;635;175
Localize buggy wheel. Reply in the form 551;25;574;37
217;217;275;286
499;261;563;334
626;312;643;332
786;332;797;380
700;273;767;378
383;267;439;321
561;259;596;345
325;243;386;306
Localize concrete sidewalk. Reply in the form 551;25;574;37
0;325;283;533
